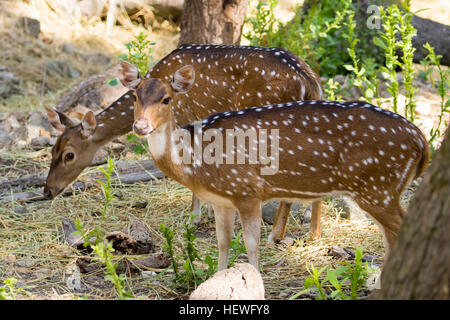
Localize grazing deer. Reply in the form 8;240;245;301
44;44;322;239
119;62;430;275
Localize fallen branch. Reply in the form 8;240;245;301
0;159;165;203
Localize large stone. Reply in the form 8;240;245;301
30;136;50;149
0;66;21;98
17;17;41;38
262;201;301;225
91;148;108;165
189;263;265;300
414;100;432;116
0;128;14;147
27;111;52;143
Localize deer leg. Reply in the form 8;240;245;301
235;200;262;270
191;194;202;224
212;205;235;271
309;200;322;240
351;197;405;289
268;201;292;244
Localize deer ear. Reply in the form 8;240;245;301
45;106;77;132
118;60;141;90
80;111;96;138
171;65;195;94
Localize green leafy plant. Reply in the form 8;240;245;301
159;216;247;291
74;219;103;247
0;278;32;300
375;5;402;113
108;32;156;86
324;78;342;101
92;241;132;300
290;248;373;300
74;220;132;299
398;0;417;122
119;32;155;76
126;133;149;155
97;157;116;218
228;230;247;268
159;223;179;279
290;264;328;300
244;0;381;78
424;43;450;148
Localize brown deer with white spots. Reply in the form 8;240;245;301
119;62;430;280
44;44;323;239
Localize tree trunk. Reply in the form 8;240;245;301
371;128;450;299
178;0;248;45
302;0;450;66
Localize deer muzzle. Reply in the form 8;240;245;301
133;119;153;136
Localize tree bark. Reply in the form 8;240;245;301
301;0;450;66
371;128;450;299
178;0;248;45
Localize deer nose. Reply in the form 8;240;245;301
43;185;55;199
133;119;152;136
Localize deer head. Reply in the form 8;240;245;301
118;60;195;136
43;107;99;198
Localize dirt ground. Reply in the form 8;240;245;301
0;0;448;300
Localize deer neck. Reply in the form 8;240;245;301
146;112;193;188
90;92;135;147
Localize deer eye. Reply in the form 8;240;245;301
162;97;172;104
65;152;75;162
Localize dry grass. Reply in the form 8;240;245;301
0;0;179;113
0;161;389;299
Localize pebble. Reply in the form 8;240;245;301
30;136;50;149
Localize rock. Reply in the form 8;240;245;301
262;201;301;225
302;204;312;223
58;218;86;251
30;136;50;149
34;267;52;279
279;236;295;247
0;114;21;133
125;219;155;254
189;263;265;300
106;142;125;152
13;205;29;215
91;148;108;165
106;219;155;255
333;74;347;87
61;43;77;55
415;100;432;116
15;259;36;268
0;128;14;147
0;66;21;98
329;246;352;260
27;111;52;143
17;17;41;37
65;264;82;292
117;253;170;273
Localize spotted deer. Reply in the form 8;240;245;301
44;44;322;239
119;62;430;277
